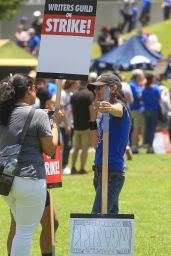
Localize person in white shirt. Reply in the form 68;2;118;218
60;80;78;174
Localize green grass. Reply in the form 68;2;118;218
0;40;35;59
1;152;171;255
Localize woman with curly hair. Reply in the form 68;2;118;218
0;74;62;256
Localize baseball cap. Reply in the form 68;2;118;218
87;73;122;90
33;10;41;17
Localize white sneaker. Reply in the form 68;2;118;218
63;166;71;175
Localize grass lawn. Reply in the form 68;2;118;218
0;152;171;255
0;40;34;59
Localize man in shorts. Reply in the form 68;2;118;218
71;81;94;174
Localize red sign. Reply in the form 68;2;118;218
42;14;95;37
43;146;62;188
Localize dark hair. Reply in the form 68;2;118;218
145;73;155;88
112;71;127;103
0;74;33;126
34;78;46;86
110;86;127;104
63;80;76;90
110;76;133;128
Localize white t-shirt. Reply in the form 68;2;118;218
60;90;73;128
121;82;134;105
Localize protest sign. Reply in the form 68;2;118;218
43;146;62;188
154;59;169;76
37;0;97;80
153;130;171;154
102;86;110;213
70;214;134;256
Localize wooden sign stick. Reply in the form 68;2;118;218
101;86;110;214
49;79;63;256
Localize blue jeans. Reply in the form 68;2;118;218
92;171;125;214
143;110;159;146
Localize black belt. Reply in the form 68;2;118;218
92;165;125;176
92;165;102;172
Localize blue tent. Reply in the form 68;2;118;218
93;35;162;72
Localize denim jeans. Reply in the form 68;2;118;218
143;110;159;146
92;171;125;214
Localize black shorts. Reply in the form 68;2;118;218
45;190;50;207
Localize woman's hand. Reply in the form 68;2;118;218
53;109;64;125
98;102;123;117
98;101;112;113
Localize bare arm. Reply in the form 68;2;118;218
99;101;123;118
15;32;21;41
45;95;56;109
89;102;123;149
40;109;63;156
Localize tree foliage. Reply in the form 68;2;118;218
0;0;26;20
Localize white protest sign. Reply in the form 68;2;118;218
37;0;97;80
70;214;134;256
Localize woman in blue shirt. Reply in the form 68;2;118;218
88;73;130;214
142;74;161;153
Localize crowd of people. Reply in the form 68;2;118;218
14;1;171;58
98;25;162;55
15;11;43;56
97;0;170;55
128;69;171;154
2;69;171;255
120;0;171;33
0;1;171;255
0;71;171;255
120;0;152;33
30;69;171;158
23;69;171;164
0;71;132;255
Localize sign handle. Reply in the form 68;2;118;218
102;132;109;214
101;86;110;214
49;79;63;255
55;79;63;109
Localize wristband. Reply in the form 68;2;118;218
89;121;97;130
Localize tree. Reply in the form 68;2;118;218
0;0;26;20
